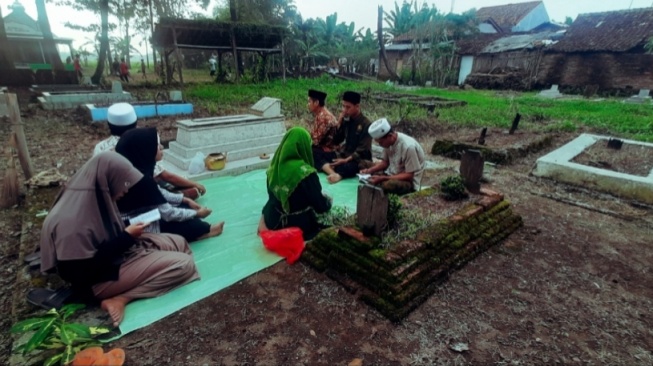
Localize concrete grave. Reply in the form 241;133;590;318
623;89;651;104
85;101;193;122
532;133;653;204
537;84;563;99
37;82;133;110
161;98;286;180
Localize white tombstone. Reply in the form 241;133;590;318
169;90;182;102
111;81;123;93
624;89;651;104
249;97;282;118
537;84;563;99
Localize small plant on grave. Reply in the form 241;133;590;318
386;193;402;229
316;206;356;228
440;175;468;201
10;304;111;366
380;208;438;249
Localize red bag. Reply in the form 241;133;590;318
259;227;305;264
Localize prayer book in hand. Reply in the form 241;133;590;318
129;208;161;225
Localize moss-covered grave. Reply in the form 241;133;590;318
302;187;522;321
431;134;553;165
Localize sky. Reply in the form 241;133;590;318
4;0;653;52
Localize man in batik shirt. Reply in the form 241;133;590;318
307;89;339;168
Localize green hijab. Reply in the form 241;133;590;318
267;127;316;212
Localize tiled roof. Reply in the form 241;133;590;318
455;34;504;54
551;8;653;52
476;1;541;31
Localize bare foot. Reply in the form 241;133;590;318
198;221;225;241
100;296;132;327
327;173;342;184
210;221;225;237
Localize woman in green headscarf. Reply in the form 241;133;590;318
259;127;332;240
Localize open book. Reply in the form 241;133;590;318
129;208;161;225
356;173;371;183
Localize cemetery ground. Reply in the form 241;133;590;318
1;80;652;365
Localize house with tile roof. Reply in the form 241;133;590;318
476;1;549;34
534;8;653;92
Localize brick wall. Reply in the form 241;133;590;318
536;52;653;91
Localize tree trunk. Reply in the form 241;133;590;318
92;0;110;84
229;0;240;83
0;7;15;69
377;6;398;80
124;0;131;68
36;0;64;70
149;0;157;66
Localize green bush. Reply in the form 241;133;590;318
440;175;468;201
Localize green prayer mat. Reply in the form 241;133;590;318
117;169;360;337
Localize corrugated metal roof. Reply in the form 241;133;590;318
551;8;653;52
455;34;504;54
481;31;562;53
476;1;541;31
385;43;431;51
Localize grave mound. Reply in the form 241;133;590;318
303;187;522;321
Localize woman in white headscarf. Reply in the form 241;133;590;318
40;152;200;327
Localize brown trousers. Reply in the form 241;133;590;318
92;233;199;300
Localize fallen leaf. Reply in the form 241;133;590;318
348;358;363;366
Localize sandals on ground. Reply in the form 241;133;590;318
26;287;74;310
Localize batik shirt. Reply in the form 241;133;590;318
382;133;426;191
93;135;164;177
310;107;338;152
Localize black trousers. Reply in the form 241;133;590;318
312;147;360;179
160;219;210;242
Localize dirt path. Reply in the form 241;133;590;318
1;98;652;365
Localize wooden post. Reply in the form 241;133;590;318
509;113;521;135
460;149;483;194
5;94;34;179
478;127;487;145
356;184;389;237
171;26;184;87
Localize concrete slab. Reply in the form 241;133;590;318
160;154;274;181
532;133;653;204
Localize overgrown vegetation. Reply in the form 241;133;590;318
316;206;356;228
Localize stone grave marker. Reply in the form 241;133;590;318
111;81;123;93
537;84;562;99
250;97;282;118
460;149;484;193
356;184;388;237
624;89;651;104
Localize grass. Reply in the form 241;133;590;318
413;88;653;141
121;68;653;141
